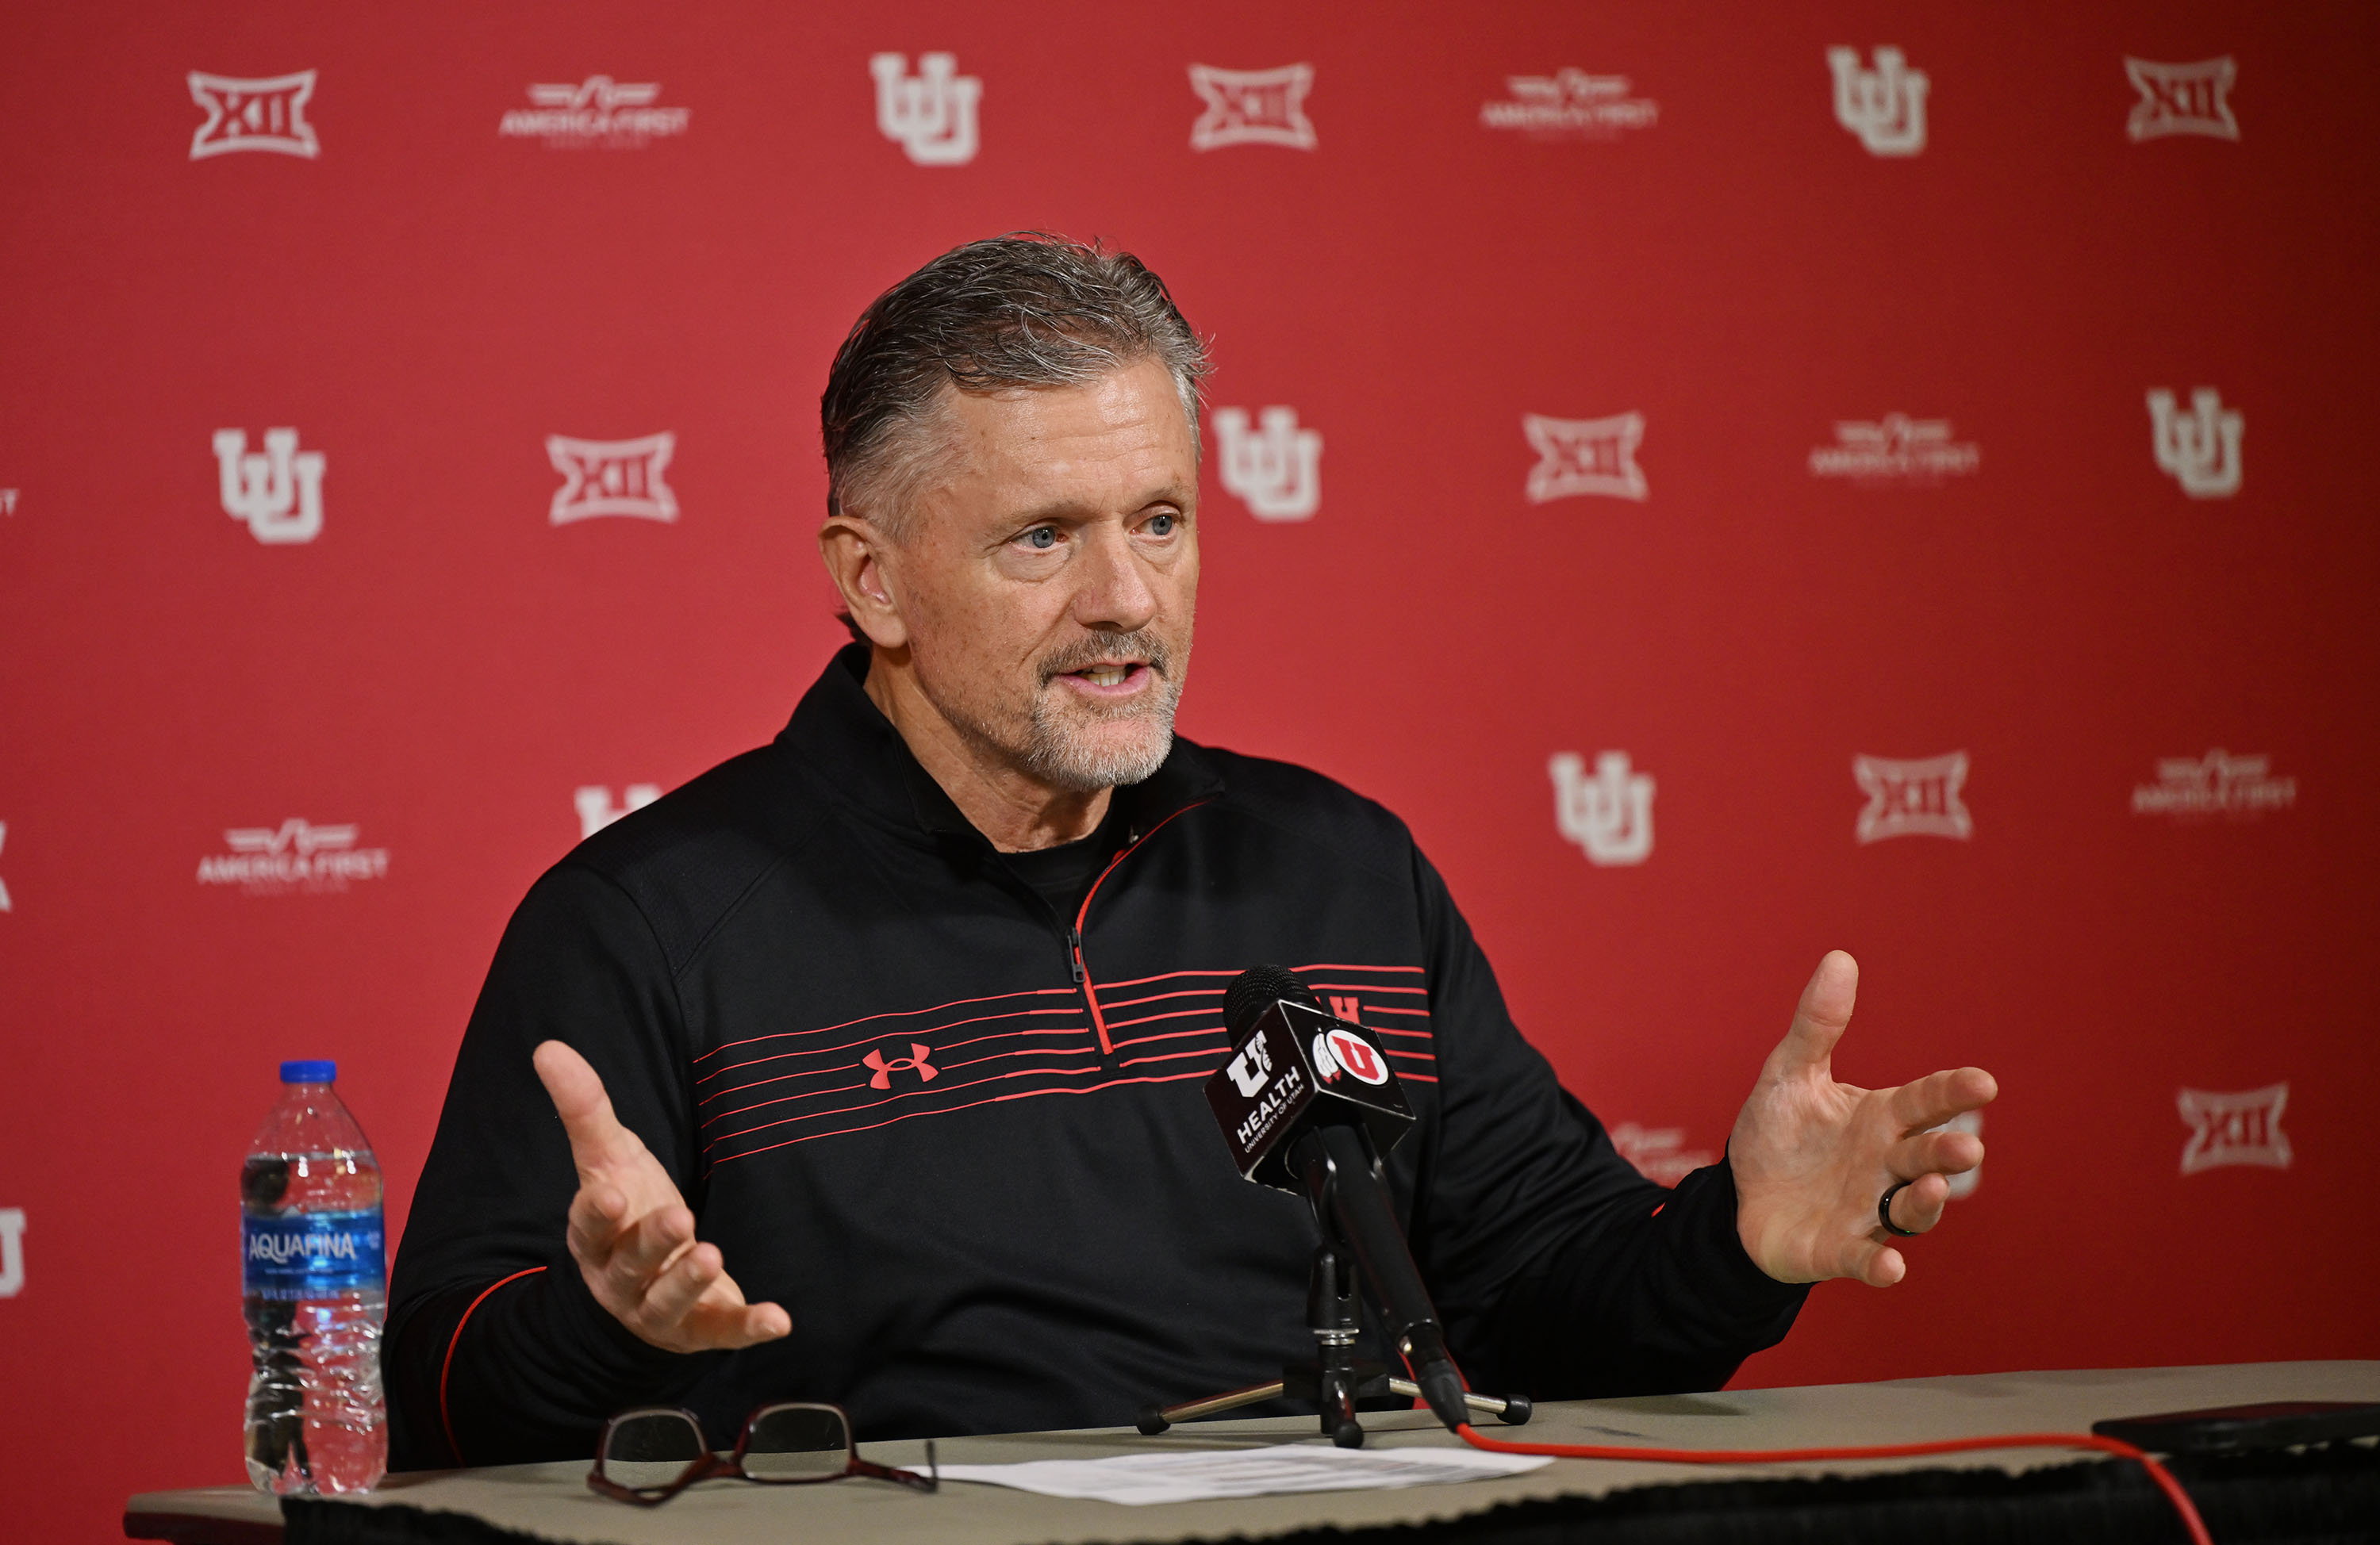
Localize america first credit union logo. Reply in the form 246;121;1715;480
873;53;981;166
1829;47;1927;156
2148;388;2243;498
1215;407;1321;522
1809;415;1980;485
2126;57;2240;143
1550;752;1654;866
1854;753;1971;843
2132;750;2295;819
198;819;390;895
1525;413;1647;503
190;71;318;159
500;78;689;148
548;434;677;524
215;429;324;544
1480;70;1657;140
1189;64;1317;151
2178;1083;2290;1174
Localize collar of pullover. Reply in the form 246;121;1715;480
775;643;1225;854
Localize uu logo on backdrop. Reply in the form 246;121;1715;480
576;784;661;839
1550;751;1654;866
2148;388;2243;498
214;428;324;544
873;53;981;166
1829;46;1927;155
1214;406;1322;521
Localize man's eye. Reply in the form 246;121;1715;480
1021;527;1058;550
1145;513;1176;537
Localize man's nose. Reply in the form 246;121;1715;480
1069;522;1158;631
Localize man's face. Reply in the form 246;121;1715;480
884;357;1200;793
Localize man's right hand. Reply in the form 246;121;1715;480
532;1040;791;1353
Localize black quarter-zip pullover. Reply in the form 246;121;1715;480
385;646;1806;1469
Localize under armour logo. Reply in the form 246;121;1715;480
190;70;320;160
2126;57;2239;144
2148;388;2243;499
1215;405;1322;521
1188;63;1317;151
1828;46;1928;156
575;784;661;839
863;1043;939;1089
1551;751;1655;865
2178;1083;2290;1175
214;428;324;544
1524;412;1648;503
871;53;981;166
548;433;678;524
1224;1034;1273;1097
1854;753;1972;843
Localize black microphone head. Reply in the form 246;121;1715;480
1225;964;1319;1041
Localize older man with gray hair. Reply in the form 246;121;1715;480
386;234;1995;1469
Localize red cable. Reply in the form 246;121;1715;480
1453;1421;2213;1545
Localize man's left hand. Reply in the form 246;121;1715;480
1727;950;1998;1286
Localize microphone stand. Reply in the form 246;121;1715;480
1136;1125;1531;1449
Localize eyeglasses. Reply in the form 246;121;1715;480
588;1401;938;1505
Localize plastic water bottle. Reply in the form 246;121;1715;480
242;1060;387;1493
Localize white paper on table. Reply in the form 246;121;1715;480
904;1443;1550;1505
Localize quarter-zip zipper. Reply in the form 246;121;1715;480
1070;800;1211;1056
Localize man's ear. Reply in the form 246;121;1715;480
819;516;908;650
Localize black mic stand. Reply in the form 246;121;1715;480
1136;1129;1531;1449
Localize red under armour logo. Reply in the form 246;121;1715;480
862;1043;938;1090
1326;995;1362;1026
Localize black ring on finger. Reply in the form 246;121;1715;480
1878;1179;1921;1237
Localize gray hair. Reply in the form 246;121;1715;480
820;233;1211;542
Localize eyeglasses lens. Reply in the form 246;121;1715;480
743;1404;851;1482
599;1411;709;1491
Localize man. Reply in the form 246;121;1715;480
386;235;1995;1469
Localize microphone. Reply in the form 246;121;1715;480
1205;964;1470;1431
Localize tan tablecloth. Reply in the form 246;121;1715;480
125;1359;2380;1544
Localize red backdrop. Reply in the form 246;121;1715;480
4;2;2375;1538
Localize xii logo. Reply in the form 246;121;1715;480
2125;57;2239;142
1214;406;1322;521
2147;388;2242;498
1188;63;1317;151
1550;752;1654;866
872;53;981;166
1524;412;1648;503
214;428;324;544
1828;46;1927;155
1853;752;1971;843
548;434;678;523
2178;1083;2290;1174
189;71;319;159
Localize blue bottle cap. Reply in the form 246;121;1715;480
279;1059;337;1083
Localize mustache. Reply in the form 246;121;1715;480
1037;631;1173;685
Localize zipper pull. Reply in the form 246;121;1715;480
1068;928;1087;983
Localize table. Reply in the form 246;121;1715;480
125;1361;2380;1545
